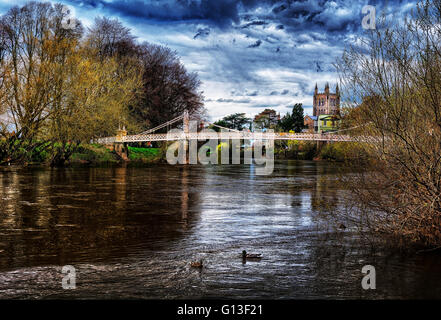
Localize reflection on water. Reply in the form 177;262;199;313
0;161;440;299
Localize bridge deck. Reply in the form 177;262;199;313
96;132;360;144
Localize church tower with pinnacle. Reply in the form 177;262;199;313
313;83;340;117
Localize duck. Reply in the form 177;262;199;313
338;223;347;230
190;260;203;268
242;250;262;260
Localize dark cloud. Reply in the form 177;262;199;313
194;27;210;39
246;90;259;96
216;98;252;103
55;0;418;119
272;4;287;14
240;20;268;29
248;39;262;48
68;0;416;37
68;0;267;27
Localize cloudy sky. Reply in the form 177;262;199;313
0;0;416;120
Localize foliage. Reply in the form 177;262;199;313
0;3;202;166
336;0;441;247
276;138;317;160
212;113;251;131
253;109;279;130
279;103;305;133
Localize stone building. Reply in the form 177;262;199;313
313;83;340;117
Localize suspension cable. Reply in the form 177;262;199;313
139;115;184;135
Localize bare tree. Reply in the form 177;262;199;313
337;0;441;247
86;16;137;59
130;43;205;131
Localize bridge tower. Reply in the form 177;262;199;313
182;110;190;164
183;110;189;135
115;126;128;161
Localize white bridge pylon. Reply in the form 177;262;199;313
96;111;362;144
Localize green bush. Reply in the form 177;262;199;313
30;143;50;163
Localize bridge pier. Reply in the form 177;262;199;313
114;142;129;161
114;126;129;161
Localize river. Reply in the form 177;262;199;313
0;160;440;299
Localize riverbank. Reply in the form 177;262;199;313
71;145;163;165
1;141;369;167
275;141;369;162
14;144;164;166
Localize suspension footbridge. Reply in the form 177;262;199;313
96;111;364;145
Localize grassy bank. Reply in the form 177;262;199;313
11;144;163;166
127;146;162;162
71;145;162;165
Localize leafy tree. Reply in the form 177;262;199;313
292;103;305;133
0;2;83;163
47;47;142;165
279;103;305;133
253;109;279;130
213;113;251;131
0;3;141;165
279;113;294;132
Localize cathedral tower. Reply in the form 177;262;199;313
313;83;340;116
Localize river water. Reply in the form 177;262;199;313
0;161;440;299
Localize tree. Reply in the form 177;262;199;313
0;2;142;165
0;2;83;163
129;43;205;132
253;109;279;130
0;3;204;165
278;113;294;132
213;113;251;131
47;47;142;165
336;0;441;247
291;103;305;133
279;103;305;133
86;16;137;59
